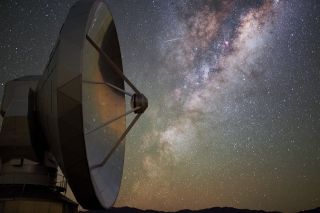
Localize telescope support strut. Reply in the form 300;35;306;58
85;35;148;170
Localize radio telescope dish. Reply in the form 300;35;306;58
36;0;148;209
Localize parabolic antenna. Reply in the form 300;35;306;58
36;0;148;209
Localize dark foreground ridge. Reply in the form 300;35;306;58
81;206;320;213
81;206;280;213
297;207;320;213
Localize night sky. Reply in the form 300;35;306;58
0;0;320;212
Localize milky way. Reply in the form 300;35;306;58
1;0;320;212
124;0;281;207
114;1;320;212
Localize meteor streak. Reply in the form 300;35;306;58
164;37;183;43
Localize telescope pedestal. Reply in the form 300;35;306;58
0;159;78;213
0;184;78;213
0;77;78;212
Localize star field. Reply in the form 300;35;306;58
0;0;320;212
